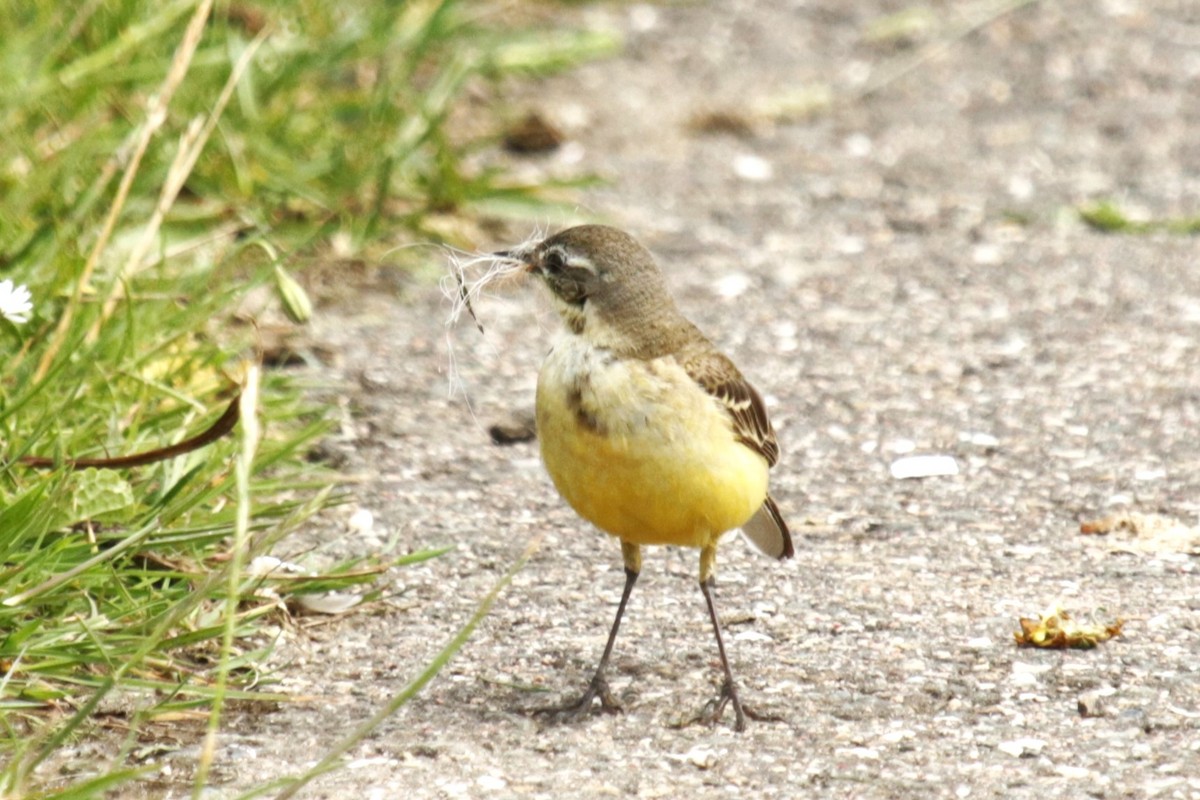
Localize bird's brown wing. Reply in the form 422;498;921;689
681;348;792;559
681;350;779;467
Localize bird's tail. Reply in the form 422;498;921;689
740;494;794;559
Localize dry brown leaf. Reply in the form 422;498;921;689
1013;605;1123;649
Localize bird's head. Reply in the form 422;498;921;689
502;225;688;354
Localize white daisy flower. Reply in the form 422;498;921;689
0;279;32;325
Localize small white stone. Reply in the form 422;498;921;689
835;746;880;760
998;737;1045;757
440;781;471;798
958;431;1000;447
1009;671;1040;688
1146;612;1172;629
844;132;872;157
889;455;960;480
733;153;773;181
247;555;309;576
713;272;753;298
771;320;798;339
347;507;375;534
247;555;282;574
668;745;718;769
1008;175;1034;200
972;243;1002;265
294;592;362;615
879;729;914;744
1055;765;1092;781
477;775;508;792
834;235;865;255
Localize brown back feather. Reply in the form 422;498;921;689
681;349;780;468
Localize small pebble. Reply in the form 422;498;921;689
890;455;960;480
997;737;1045;757
1077;691;1106;718
714;273;753;298
733;153;773;181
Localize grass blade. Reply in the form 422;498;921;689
264;537;541;800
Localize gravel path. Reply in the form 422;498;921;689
204;2;1200;797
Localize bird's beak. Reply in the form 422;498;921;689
494;243;538;273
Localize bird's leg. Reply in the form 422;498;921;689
537;541;641;721
698;545;747;732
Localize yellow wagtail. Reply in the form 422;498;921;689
503;224;792;731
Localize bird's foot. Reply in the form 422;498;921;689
678;684;783;732
532;673;621;723
697;679;747;732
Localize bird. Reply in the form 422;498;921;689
503;224;792;731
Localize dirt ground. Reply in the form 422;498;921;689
178;1;1200;797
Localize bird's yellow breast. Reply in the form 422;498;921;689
535;335;769;549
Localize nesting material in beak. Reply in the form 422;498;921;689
442;239;537;333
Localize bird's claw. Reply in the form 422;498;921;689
532;674;621;723
693;680;747;732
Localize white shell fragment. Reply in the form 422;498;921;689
889;454;960;480
293;592;363;615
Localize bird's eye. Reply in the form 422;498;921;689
542;249;566;273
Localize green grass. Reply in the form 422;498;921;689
1079;200;1200;235
0;0;614;796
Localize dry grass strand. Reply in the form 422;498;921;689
440;228;544;331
